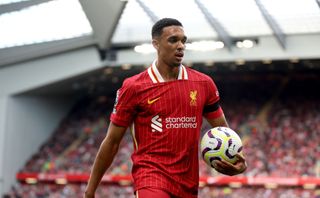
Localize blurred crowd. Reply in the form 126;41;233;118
5;74;320;197
6;184;132;198
6;184;320;198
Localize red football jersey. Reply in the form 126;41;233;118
110;61;222;197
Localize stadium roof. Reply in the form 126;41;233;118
1;0;320;67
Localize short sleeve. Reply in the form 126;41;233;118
110;79;137;127
203;77;223;119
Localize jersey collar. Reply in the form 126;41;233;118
147;60;188;83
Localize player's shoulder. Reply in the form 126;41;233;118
122;69;150;88
185;66;214;82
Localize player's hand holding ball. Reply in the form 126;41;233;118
201;127;247;175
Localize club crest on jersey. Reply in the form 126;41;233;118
190;90;197;106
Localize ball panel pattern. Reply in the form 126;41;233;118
201;127;243;166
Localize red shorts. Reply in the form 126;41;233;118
135;188;173;198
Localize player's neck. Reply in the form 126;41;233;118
155;60;180;81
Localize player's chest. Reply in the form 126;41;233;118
137;82;206;115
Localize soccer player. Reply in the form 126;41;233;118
85;18;247;198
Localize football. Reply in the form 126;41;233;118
201;127;243;168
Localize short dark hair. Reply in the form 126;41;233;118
151;18;183;38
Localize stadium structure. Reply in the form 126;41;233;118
0;0;320;197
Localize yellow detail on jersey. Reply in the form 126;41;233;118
130;123;138;150
147;97;161;105
190;90;197;106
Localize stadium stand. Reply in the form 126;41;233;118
5;70;320;197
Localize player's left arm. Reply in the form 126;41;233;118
206;112;229;128
206;112;247;176
204;77;247;175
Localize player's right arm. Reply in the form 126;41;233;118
84;122;127;198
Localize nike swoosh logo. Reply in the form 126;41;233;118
148;97;161;105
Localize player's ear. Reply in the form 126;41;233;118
152;39;159;50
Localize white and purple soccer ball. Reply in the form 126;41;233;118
201;127;243;168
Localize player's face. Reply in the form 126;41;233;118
154;26;187;67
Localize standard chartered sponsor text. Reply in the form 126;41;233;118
165;116;197;129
